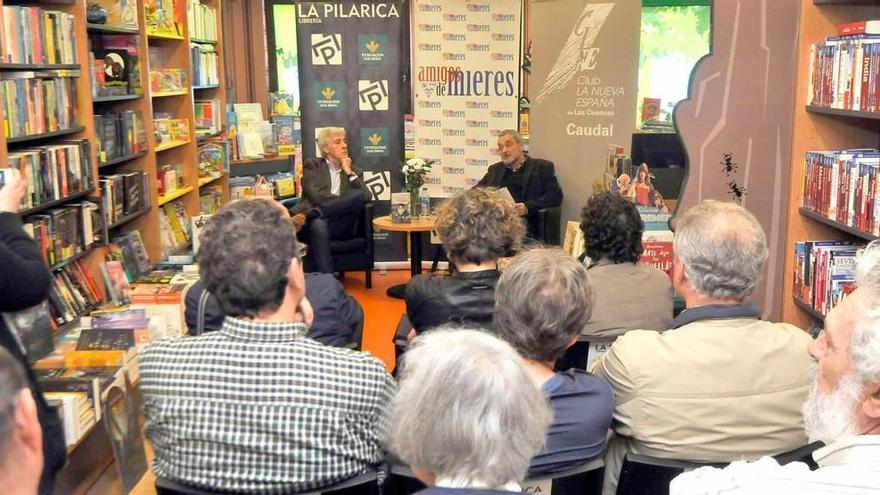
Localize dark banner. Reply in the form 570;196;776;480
296;1;407;262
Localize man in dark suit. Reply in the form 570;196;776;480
475;129;563;239
293;127;370;273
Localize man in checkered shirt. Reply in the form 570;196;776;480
139;198;395;494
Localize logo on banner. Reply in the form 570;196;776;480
536;3;615;104
358;80;389;111
443;129;465;136
418;3;441;12
492;33;515;41
419;138;442;146
311;34;342;65
359;35;387;64
492;13;515;22
418;43;442;52
492;53;514;61
361;128;390;156
466;158;489;167
467;24;490;32
443;53;466;61
466;139;489;147
466;3;490;12
491;110;515;119
315;82;345;111
444;14;465;21
364;171;392;200
443;147;465;156
466;44;490;52
418;23;441;32
444;33;465;41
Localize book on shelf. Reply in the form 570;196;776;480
190;43;218;87
1;69;80;139
272;115;299;156
793;241;860;316
0;6;77;65
197;139;226;177
145;0;184;37
269;92;296;117
187;0;218;42
23;201;102;266
194;99;221;135
95;110;147;163
100;171;149;225
44;260;102;328
89;0;139;30
199;186;223;214
152;115;190;145
806;29;880;111
111;231;152;281
158;199;191;254
6;139;94;211
802;149;880;234
149;68;187;93
45;390;96;447
90;34;143;97
839;20;880;36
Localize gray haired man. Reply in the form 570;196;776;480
591;200;814;494
671;241;880;494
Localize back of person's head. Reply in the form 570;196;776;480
580;192;644;264
803;241;880;443
196;198;300;317
494;249;593;363
389;328;552;487
0;347;42;493
435;188;524;265
673;200;767;300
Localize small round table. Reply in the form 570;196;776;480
372;215;437;298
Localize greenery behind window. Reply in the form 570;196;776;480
272;4;301;112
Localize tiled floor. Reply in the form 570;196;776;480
90;269;411;495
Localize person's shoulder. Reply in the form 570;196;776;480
302;157;324;170
305;272;346;293
528;157;555;168
301;339;389;377
406;272;450;294
563;369;615;397
764;320;814;343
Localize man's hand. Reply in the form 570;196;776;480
341;157;353;175
0;169;25;213
514;202;528;216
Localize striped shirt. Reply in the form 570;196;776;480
139;316;396;494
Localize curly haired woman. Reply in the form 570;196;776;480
405;189;524;335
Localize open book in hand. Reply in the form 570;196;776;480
491;187;516;206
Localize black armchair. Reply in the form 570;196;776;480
534;206;562;245
280;198;375;288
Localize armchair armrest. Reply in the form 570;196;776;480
536;206;561;245
362;202;375;259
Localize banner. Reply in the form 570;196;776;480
296;1;407;261
530;0;640;225
412;0;521;197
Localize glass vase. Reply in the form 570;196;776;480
409;188;420;218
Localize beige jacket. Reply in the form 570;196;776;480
582;260;673;339
590;306;813;494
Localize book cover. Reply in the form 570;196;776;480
104;260;131;305
391;192;411;224
1;300;54;363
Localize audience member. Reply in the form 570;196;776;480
0;347;43;495
671;241;880;494
292;127;370;273
494;248;613;476
388;328;552;494
405;188;524;334
0;169;65;494
184;272;364;347
140;198;394;494
591;200;813;494
579;192;672;339
475;129;563;239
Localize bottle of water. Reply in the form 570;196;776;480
419;187;431;217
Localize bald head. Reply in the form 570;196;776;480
672;200;768;300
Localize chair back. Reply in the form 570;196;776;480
386;464;427;495
523;458;604;495
157;471;379;495
772;441;824;470
615;454;724;495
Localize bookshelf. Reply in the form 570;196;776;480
782;0;880;328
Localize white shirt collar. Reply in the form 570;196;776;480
814;435;880;470
434;476;521;492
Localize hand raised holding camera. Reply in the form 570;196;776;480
0;169;25;213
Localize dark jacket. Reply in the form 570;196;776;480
185;273;363;347
405;270;500;333
292;157;370;215
0;212;66;493
475;156;563;214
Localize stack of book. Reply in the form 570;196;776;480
194;99;220;136
190;44;218;87
6;139;94;210
24;201;102;266
100;171;150;225
807;20;880;111
187;0;218;41
802;149;880;234
1;70;80;138
0;6;77;65
158;199;190;254
89;35;143;97
793;241;860;316
94;110;148;163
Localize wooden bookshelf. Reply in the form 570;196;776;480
6;126;86;144
157;186;194;206
155;139;191;152
93;94;143;104
98;150;148;168
782;0;880;329
86;23;139;34
147;31;186;41
152;89;190;97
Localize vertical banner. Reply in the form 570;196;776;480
530;0;640;225
296;1;407;261
412;0;521;197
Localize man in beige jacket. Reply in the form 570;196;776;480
591;200;813;494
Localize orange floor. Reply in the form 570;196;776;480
341;268;409;371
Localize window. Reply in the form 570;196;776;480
267;2;302;112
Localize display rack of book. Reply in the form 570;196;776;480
782;1;880;330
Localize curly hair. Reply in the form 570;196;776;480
435;189;524;265
196;199;299;317
580;192;644;264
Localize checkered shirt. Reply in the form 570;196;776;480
139;317;396;494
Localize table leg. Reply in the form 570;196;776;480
387;231;425;299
